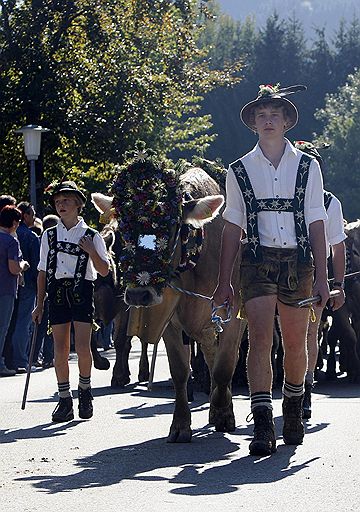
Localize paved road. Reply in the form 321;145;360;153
1;341;359;512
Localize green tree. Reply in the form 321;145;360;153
0;0;239;211
315;70;360;221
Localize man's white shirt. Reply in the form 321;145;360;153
223;139;327;249
325;194;346;257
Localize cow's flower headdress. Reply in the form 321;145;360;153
111;142;182;291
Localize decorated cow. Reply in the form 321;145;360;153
92;145;246;442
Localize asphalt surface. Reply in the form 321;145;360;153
1;341;359;512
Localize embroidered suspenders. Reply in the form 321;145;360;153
46;227;96;302
324;190;333;211
231;154;313;263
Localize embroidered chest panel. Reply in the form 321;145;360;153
231;154;313;262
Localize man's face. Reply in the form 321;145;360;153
253;104;288;138
24;206;36;228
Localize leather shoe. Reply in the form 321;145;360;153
78;387;93;419
52;397;74;422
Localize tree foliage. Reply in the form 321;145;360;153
315;71;360;221
0;0;240;212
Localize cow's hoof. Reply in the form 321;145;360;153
209;402;236;432
166;426;192;443
93;356;110;371
138;368;150;383
111;375;131;388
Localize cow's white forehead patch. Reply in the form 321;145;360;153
138;234;156;250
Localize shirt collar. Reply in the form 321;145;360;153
59;217;86;231
250;138;297;160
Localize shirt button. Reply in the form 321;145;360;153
269;163;272;167
280;227;284;230
64;238;67;241
274;178;278;181
283;242;287;245
276;195;279;198
278;212;281;215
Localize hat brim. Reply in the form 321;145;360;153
51;188;87;205
240;97;298;132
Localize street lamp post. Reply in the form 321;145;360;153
15;124;50;209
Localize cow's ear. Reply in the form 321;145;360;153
91;193;116;223
183;194;224;228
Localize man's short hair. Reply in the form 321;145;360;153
248;100;291;129
0;205;22;228
0;194;16;212
42;214;59;230
17;201;34;218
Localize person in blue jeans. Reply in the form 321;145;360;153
0;206;29;377
8;202;40;372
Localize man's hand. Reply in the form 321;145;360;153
313;279;330;308
329;287;345;311
212;283;234;307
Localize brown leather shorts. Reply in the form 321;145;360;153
240;245;314;308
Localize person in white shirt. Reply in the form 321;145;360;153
213;84;330;456
294;140;346;419
32;181;109;423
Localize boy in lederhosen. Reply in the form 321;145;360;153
32;181;109;422
213;84;330;455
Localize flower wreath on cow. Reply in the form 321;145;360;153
96;143;221;300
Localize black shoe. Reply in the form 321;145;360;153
283;395;304;445
303;383;313;419
52;397;74;422
78;387;93;419
249;406;277;456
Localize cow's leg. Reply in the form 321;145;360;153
91;329;110;370
163;323;192;443
326;321;338;380
209;318;247;432
138;340;150;382
111;308;132;388
334;307;360;381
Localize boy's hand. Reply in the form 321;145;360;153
79;235;95;255
32;304;44;324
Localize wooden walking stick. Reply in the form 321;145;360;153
21;321;39;410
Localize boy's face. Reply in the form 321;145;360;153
53;193;81;218
253;104;288;139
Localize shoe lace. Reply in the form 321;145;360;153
79;388;92;407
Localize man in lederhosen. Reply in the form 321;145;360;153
32;181;109;422
213;84;330;455
294;140;346;419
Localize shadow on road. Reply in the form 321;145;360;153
15;422;321;495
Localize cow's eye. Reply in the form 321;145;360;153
138;234;156;250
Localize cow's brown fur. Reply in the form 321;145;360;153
92;167;247;442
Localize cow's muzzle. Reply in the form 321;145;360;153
124;286;163;307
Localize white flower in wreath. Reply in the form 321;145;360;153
48;269;54;275
50;249;55;255
156;237;168;251
124;241;135;252
76;272;82;278
134;150;148;162
136;271;151;286
80;254;86;260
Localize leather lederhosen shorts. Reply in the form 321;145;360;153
48;278;94;325
239;245;314;309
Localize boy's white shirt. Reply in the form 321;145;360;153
223;139;327;249
37;218;109;280
325;194;346;257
